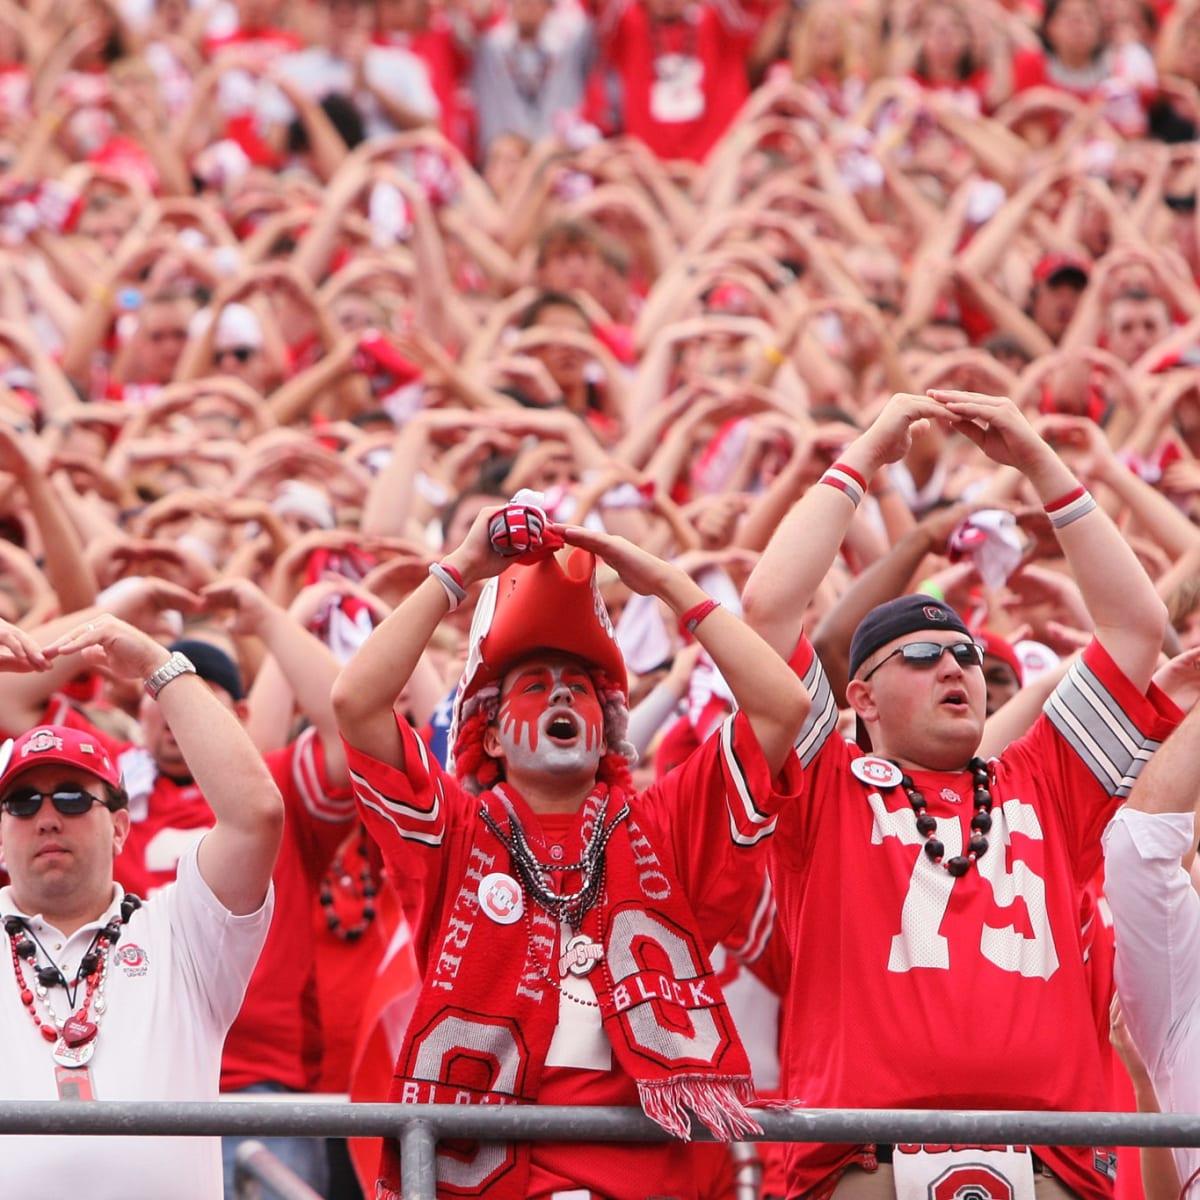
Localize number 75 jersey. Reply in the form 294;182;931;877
771;637;1182;1200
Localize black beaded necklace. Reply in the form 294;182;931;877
319;826;378;944
897;757;993;878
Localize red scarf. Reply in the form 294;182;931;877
377;784;759;1198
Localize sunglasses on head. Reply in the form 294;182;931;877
861;640;985;682
214;345;256;365
1;787;108;819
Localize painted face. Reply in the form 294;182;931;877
491;656;606;780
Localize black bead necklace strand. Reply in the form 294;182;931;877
5;893;142;1043
5;893;142;1006
898;757;993;878
319;826;378;943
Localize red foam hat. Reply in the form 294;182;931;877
449;548;628;784
0;726;122;794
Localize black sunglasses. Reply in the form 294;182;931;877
1;787;108;819
214;346;256;365
862;640;985;682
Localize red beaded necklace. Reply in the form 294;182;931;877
5;894;141;1068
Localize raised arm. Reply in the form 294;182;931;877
200;577;349;788
741;391;949;658
331;503;512;768
43;615;282;914
928;388;1167;692
562;524;808;777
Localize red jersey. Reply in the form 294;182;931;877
346;709;802;1199
595;0;753;161
774;638;1180;1200
112;728;356;1091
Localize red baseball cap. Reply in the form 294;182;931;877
0;726;122;795
1033;253;1090;288
977;629;1024;685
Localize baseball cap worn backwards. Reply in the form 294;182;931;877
850;595;973;680
170;639;244;702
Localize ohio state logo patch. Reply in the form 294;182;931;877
930;1163;1013;1200
850;756;903;789
116;944;150;977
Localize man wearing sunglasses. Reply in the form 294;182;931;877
0;613;281;1200
742;389;1182;1200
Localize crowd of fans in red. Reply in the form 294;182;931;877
0;0;1199;1196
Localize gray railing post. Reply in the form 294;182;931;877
400;1119;438;1200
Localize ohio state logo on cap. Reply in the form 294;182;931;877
923;606;948;622
22;729;63;757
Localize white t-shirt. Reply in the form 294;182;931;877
0;842;273;1200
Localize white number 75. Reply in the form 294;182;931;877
869;792;1060;980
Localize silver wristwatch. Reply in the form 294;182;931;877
143;651;197;699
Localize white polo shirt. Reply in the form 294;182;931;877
0;841;273;1200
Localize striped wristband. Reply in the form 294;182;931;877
818;462;867;508
1044;486;1097;529
428;562;467;611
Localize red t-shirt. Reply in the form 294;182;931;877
773;638;1180;1200
594;1;753;161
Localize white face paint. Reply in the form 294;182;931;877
492;656;606;780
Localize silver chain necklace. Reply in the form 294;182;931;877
480;792;630;928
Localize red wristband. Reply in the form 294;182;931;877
679;598;720;639
1044;485;1085;513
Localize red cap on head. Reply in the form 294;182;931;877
1033;253;1090;288
977;629;1023;685
0;726;122;794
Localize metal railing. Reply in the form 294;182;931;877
5;1102;1200;1199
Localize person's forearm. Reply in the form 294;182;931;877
956;271;1055;358
1095;454;1200;561
268;353;354;427
20;470;98;614
58;285;116;386
159;668;283;907
1127;698;1200;814
256;605;344;743
626;677;685;757
332;573;453;761
742;471;861;659
256;603;349;786
1026;446;1166;689
360;423;430;537
244;656;294;753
